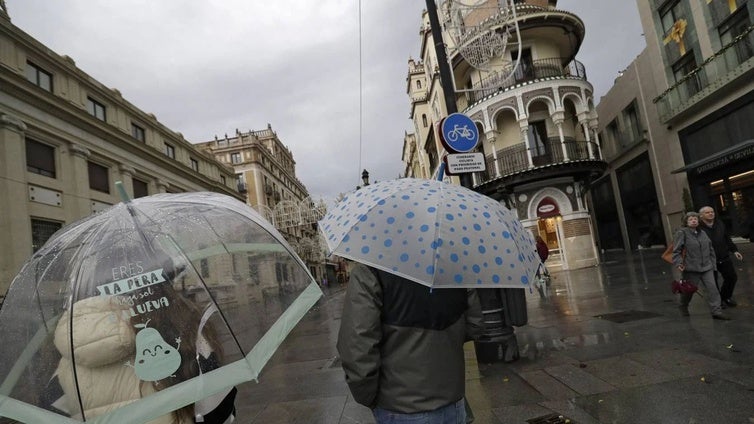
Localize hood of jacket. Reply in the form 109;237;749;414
54;295;135;368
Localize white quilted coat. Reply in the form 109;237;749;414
53;296;180;424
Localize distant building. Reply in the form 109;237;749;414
593;0;754;250
405;0;606;270
0;10;243;296
195;126;326;282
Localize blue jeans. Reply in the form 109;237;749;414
373;399;466;424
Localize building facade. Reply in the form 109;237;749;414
195;128;327;282
405;0;606;270
593;0;754;250
0;9;244;297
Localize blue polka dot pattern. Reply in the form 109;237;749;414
318;178;539;289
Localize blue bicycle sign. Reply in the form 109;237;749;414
440;113;479;153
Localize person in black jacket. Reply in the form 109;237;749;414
337;264;483;423
698;206;743;308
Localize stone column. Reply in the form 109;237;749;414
577;112;595;159
551;110;568;161
485;130;501;178
518;118;533;168
156;178;168;193
0;114;29;295
118;164;135;199
66;143;91;219
589;118;602;159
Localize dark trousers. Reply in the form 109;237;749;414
716;257;738;301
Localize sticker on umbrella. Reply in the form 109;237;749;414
127;320;182;381
320;178;539;288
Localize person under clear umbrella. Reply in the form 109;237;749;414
337;263;483;424
673;212;730;320
51;258;237;423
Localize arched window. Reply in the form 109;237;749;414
416;80;422;89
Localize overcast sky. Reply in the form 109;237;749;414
7;0;645;202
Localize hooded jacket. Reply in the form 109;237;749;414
337;264;483;414
53;296;235;424
53;296;177;423
672;226;716;273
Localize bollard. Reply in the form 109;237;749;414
473;288;527;363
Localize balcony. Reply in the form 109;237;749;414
654;24;754;123
467;58;586;105
474;137;606;192
450;4;584;64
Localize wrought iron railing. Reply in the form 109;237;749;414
476;138;602;181
468;58;586;104
654;24;754;122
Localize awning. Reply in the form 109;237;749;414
671;139;754;175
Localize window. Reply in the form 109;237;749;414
86;97;106;121
31;218;62;253
719;9;753;65
231;152;242;164
672;53;703;97
416;80;422;89
512;48;534;82
625;102;642;142
26;139;56;178
190;158;199;172
275;262;289;283
606;119;620;147
88;161;110;193
131;123;145;142
25;62;52;92
659;0;684;34
164;143;175;159
527;121;549;157
422;114;428;128
132;178;149;198
220;175;227;185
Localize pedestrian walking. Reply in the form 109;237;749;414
698;206;743;308
673;212;730;320
337;264;483;424
535;236;549;263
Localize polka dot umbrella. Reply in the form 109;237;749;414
319;178;539;288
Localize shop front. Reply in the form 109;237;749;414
675;140;754;236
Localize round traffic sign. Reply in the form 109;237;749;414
440;113;479;153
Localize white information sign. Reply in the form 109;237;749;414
446;153;486;174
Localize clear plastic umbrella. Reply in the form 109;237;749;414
0;192;322;423
319;178;539;288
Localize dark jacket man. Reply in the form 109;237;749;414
698;206;743;306
337;263;483;414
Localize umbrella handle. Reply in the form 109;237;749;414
115;181;132;203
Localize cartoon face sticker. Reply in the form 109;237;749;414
132;320;182;381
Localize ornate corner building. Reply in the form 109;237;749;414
0;10;242;297
405;0;606;270
195;128;328;283
594;0;754;251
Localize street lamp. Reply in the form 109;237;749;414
361;169;370;186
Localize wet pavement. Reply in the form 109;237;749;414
236;242;754;423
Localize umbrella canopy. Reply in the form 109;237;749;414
0;192;322;423
319;178;539;288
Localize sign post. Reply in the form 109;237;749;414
439;113;486;175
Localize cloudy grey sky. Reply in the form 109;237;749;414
7;0;644;202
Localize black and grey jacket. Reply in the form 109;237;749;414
336;264;483;414
699;220;738;262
